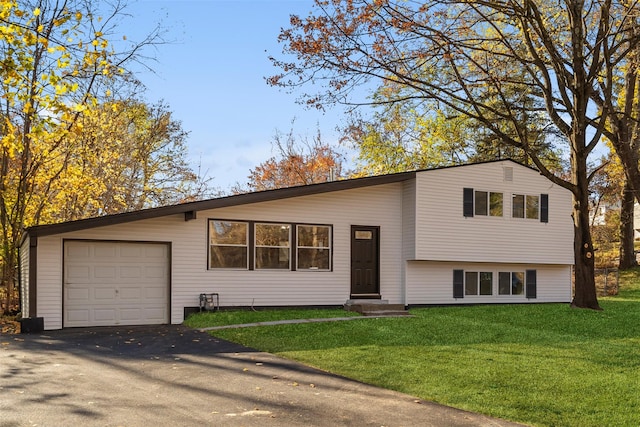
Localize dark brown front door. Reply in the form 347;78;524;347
350;226;380;298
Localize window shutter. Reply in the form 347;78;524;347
453;269;464;299
540;194;549;223
526;270;537;299
463;188;474;217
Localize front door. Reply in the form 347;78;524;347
350;226;380;298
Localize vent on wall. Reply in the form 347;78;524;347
503;167;513;182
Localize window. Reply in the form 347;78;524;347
512;194;539;219
475;192;488;216
209;221;248;269
208;219;332;271
490;192;503;216
465;188;503;217
499;271;524;295
255;223;290;269
297;225;331;270
465;271;493;295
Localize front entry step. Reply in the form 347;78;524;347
344;299;411;317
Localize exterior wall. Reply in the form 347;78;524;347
19;236;30;318
406;261;572;304
414;161;574;264
33;183;405;329
35;237;66;329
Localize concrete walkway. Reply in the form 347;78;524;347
198;315;410;330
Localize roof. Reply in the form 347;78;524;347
25;159;531;238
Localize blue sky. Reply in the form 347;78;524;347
123;0;347;191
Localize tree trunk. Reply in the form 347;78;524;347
572;190;602;310
619;179;637;269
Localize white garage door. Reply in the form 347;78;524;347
64;241;170;327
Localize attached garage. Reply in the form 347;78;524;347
63;240;170;327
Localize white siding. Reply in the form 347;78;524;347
406;261;572;304
414;161;574;264
36;237;64;330
35;183;405;329
19;236;30;317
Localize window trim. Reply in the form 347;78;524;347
454;269;536;299
254;222;291;270
464;271;493;296
208;219;249;270
512;194;541;220
464;188;503;217
208;218;333;272
498;271;525;296
296;224;332;271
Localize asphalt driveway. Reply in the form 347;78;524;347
1;325;525;426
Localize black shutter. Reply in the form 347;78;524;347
526;270;537;299
463;188;474;217
540;194;549;223
453;269;464;299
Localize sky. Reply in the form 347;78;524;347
121;0;348;192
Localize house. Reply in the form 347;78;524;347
20;159;574;330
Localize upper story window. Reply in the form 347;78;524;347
475;191;503;216
297;225;331;270
255;223;290;269
464;188;548;223
209;220;248;269
512;194;539;219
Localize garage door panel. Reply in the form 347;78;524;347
120;266;142;279
64;241;169;328
144;245;168;258
94;245;117;258
144;266;167;279
94;266;117;278
67;288;90;302
94;287;117;301
120;245;143;258
67;243;91;258
67;309;89;322
67;265;90;280
120;308;143;321
94;308;117;322
141;307;167;322
119;287;142;301
145;286;167;299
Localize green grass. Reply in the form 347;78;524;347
186;274;640;427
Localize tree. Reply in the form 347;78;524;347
269;0;640;309
0;0;163;314
341;102;471;176
40;98;211;223
240;121;345;192
342;77;564;176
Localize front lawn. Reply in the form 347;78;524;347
187;274;640;427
